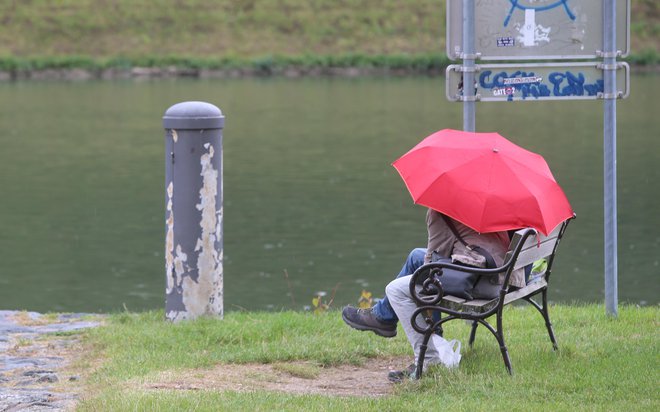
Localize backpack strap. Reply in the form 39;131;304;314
440;214;497;268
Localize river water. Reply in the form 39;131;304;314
0;74;657;313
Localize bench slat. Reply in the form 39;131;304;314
503;279;547;305
437;295;497;313
509;224;563;270
436;279;548;314
513;240;557;270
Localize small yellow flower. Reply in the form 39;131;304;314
312;295;328;314
357;289;373;309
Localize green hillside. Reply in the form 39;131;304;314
0;0;657;71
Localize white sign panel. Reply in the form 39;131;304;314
446;62;630;102
447;0;630;60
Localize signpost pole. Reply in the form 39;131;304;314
446;0;628;315
603;0;619;317
462;0;476;132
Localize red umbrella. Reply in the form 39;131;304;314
392;129;573;235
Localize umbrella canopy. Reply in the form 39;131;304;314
392;129;574;235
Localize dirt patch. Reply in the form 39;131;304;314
141;357;413;398
2;311;413;403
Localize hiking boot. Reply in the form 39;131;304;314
341;306;397;338
387;364;417;383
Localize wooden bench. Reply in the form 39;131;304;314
408;217;574;378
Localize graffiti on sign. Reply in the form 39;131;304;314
503;0;576;27
479;69;603;100
446;0;630;60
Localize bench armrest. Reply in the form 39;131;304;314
409;260;510;306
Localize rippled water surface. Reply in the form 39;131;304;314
0;74;657;312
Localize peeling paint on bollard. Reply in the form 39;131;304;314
183;143;223;318
163;102;224;322
165;181;175;294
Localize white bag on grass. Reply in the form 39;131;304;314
430;335;462;369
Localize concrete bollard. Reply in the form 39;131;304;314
163;101;225;322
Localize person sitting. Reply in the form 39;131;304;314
342;209;524;381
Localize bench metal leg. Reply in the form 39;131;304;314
496;313;513;375
498;339;513;375
524;290;558;350
470;318;513;375
541;290;558;350
415;330;434;380
468;320;478;347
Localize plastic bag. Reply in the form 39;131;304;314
430;335;462;369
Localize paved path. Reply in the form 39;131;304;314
0;310;101;411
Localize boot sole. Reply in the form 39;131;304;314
341;312;397;338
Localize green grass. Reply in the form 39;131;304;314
75;304;659;411
0;0;657;74
0;51;655;77
0;0;445;58
81;310;409;381
0;53;453;76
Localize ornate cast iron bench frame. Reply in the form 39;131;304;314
409;216;574;379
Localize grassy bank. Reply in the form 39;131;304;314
0;1;444;58
0;0;658;76
0;53;451;78
0;51;657;78
71;304;658;411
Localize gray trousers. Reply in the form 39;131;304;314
386;275;454;369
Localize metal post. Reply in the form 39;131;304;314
603;0;618;317
462;0;476;132
163;101;225;322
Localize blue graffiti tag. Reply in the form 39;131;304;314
548;71;604;96
479;70;604;100
503;0;576;27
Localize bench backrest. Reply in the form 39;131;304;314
506;221;568;272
